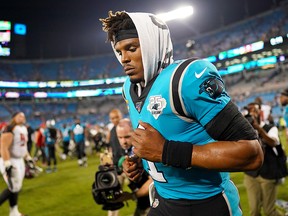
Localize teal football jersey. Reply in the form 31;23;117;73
123;59;241;214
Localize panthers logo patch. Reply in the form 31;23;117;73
199;77;224;99
147;95;167;119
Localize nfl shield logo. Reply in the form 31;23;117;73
152;198;159;208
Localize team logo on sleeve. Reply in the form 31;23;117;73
199;77;224;99
147;95;167;119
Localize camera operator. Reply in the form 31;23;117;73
243;102;285;216
105;109;126;216
114;118;152;216
107;109;123;172
92;118;152;216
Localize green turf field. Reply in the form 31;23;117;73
0;130;287;216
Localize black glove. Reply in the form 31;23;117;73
5;165;13;178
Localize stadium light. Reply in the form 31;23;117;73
156;6;194;22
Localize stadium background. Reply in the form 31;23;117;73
0;0;288;215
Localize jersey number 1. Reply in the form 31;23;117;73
147;161;166;182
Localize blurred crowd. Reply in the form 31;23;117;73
0;5;288;82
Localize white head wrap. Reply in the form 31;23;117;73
112;12;174;87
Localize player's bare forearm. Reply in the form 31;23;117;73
192;139;263;171
0;133;13;161
136;176;153;197
131;121;263;171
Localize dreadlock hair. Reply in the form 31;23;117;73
99;11;137;42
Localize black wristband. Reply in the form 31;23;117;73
162;140;193;169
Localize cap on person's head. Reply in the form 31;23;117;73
281;88;288;97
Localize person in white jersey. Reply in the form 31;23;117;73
0;112;34;216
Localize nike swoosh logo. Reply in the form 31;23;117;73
195;67;207;79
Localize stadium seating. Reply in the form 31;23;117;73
0;5;287;130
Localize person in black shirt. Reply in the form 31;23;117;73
106;109;125;216
107;109;124;173
280;88;288;107
26;124;34;154
115;118;152;216
244;102;284;216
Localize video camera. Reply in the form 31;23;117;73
92;150;124;211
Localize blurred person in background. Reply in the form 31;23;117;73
280;88;288;107
0;112;35;216
25;123;34;154
280;88;288;144
243;102;286;216
70;117;88;167
107;109;124;173
44;120;58;173
90;124;106;153
59;123;71;160
254;96;272;124
33;123;46;165
106;108;125;216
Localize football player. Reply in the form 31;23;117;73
0;112;34;216
100;11;263;216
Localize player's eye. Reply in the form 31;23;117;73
129;47;136;52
